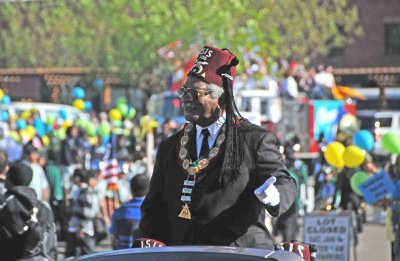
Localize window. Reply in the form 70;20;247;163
385;23;400;55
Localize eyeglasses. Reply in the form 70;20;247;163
178;86;212;98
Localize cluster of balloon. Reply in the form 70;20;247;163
71;87;92;113
324;129;373;169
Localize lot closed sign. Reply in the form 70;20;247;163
304;212;351;261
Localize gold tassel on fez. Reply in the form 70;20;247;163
178;203;191;219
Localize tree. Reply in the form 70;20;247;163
0;0;362;81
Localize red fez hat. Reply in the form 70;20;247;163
188;46;239;87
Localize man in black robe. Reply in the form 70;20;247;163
139;46;297;248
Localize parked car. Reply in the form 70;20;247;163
0;102;88;122
357;110;400;155
62;246;306;261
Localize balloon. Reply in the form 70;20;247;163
109;108;122;121
72;87;85;99
85;122;97;137
126;107;136;120
353;130;374;152
98;122;111;136
112;120;122;128
84;101;92;112
9;131;20;143
16;119;27;130
19;129;31;143
343;145;366;168
42;135;50;146
2;95;11;105
34;119;45;137
324;141;345;169
381;133;400;154
0;89;4;101
1;111;9;121
93;79;104;89
61;121;73;129
59;108;69;120
102;135;110;146
350;171;370;196
26;125;36;138
117;103;128;117
21;110;31;120
72;99;85;111
116;97;127;107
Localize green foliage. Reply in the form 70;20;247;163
0;0;362;74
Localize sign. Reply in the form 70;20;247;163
359;170;396;205
304;212;351;261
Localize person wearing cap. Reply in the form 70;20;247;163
138;46;296;248
0;163;57;260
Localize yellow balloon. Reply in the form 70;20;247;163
19;129;31;143
324;141;345;169
0;89;4;101
343;145;366;168
42;135;50;146
72;99;85;111
62;121;73;129
21;110;32;120
9;130;20;143
26;125;36;138
109;108;122;121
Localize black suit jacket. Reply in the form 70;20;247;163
138;121;296;248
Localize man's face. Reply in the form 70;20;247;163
180;76;221;127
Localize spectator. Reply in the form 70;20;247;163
280;70;299;98
65;169;101;257
0;163;57;260
23;143;49;202
110;174;150;249
0;150;8;194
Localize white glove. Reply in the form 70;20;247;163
254;176;280;206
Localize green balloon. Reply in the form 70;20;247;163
98;122;111;136
126;107;136;120
46;114;56;125
112;120;123;128
116;97;127;107
350;171;370;196
382;133;400;154
117;103;129;117
85;122;97;137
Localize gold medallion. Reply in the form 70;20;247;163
178;203;191;219
198;159;209;169
179;148;188;159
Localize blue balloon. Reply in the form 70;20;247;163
46;124;53;133
84;100;92;112
2;95;11;105
34;118;45;137
93;79;104;90
72;87;85;99
1;111;9;121
59;108;69;120
353;130;374;151
102;135;110;146
16;119;27;130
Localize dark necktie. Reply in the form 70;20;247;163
199;128;210;158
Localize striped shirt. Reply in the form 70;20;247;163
109;197;145;249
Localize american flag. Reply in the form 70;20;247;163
102;134;118;190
